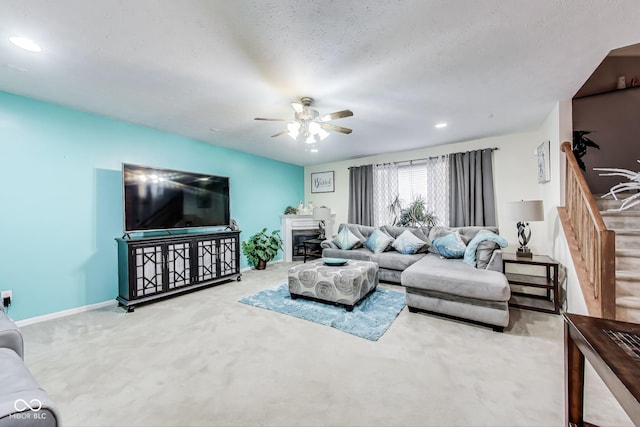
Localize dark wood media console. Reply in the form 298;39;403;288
115;231;241;311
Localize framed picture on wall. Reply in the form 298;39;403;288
537;141;551;183
311;171;335;193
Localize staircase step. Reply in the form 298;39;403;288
601;211;640;229
617;296;640;323
614;229;640;250
596;192;640;211
616;249;640;271
616;270;640;298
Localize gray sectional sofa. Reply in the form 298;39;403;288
321;223;511;331
0;306;60;426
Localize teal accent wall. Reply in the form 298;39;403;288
0;91;303;321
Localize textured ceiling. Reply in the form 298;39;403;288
1;0;640;166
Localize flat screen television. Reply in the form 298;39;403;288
123;163;231;233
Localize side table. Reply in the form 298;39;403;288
502;253;560;314
302;238;323;263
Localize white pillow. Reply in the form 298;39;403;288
392;230;427;254
364;228;395;254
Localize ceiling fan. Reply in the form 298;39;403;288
254;97;353;147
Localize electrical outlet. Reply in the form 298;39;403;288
1;290;12;308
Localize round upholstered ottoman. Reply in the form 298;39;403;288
287;259;379;311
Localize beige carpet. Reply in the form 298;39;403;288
18;262;633;426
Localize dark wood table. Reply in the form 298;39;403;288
302;238;323;263
503;253;560;314
564;313;640;426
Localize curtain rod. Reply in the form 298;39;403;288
347;147;499;169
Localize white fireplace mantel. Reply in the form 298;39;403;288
280;214;335;262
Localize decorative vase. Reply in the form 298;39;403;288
256;259;267;270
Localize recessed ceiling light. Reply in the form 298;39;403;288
435;122;447;129
9;36;42;53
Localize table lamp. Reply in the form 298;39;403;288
312;207;331;240
504;200;544;258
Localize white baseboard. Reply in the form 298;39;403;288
15;300;117;327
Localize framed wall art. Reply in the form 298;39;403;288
311;171;335;193
537;141;550;183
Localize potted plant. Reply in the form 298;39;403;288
388;195;438;228
573;130;600;171
241;228;283;270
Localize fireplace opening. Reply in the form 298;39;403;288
291;229;320;261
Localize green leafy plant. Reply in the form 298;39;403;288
284;206;297;215
241;228;283;269
388;195;438;228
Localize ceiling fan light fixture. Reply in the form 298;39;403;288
317;128;330;140
287;122;300;140
305;134;316;144
9;36;42;53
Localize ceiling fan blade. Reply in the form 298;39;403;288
270;130;288;138
254;117;288;121
320;123;352;134
319;110;354;122
291;102;304;113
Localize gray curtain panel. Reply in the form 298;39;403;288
348;165;374;225
449;149;496;226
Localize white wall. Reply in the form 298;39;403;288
539;100;588;315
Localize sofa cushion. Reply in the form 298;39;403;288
333;226;361;250
371;251;426;271
463;231;508;268
477;240;500;269
402;255;510;301
364;228;395;254
432;231;467;258
322;247;373;261
392;230;428;254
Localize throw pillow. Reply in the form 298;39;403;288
432;231;467;259
476;240;499;269
392;230;428;254
463;231;508;268
332;226;361;250
340;224;368;248
364;228;395;254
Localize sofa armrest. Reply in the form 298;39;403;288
0;307;24;360
321;239;338;249
485;249;503;273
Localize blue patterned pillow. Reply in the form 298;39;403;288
332;226;361;250
364;228;395;254
432;231;467;258
391;230;427;254
463;231;508;267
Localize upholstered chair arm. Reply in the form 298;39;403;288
0;306;24;360
485;249;503;273
321;240;338;249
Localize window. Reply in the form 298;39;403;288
373;156;449;227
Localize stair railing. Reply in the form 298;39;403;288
559;141;616;319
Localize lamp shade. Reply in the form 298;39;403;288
312;207;330;221
504;200;544;222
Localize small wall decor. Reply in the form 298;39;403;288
537;141;550;183
311;171;335;193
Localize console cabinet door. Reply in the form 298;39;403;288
166;240;191;290
195;237;219;283
130;243;164;298
219;235;239;277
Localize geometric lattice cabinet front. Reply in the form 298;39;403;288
115;231;241;311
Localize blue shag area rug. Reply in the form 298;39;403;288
238;284;405;341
